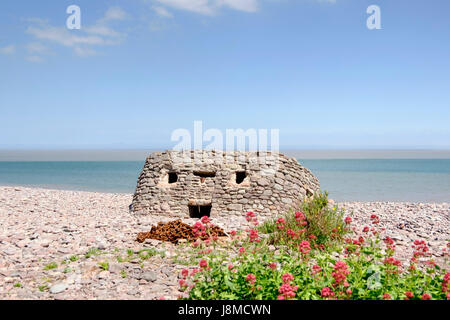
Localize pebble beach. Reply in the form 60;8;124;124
0;186;449;300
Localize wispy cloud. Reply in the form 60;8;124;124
25;7;128;58
25;55;44;63
154;0;259;16
0;45;16;55
153;6;174;18
26;42;52;54
100;6;128;23
73;47;98;57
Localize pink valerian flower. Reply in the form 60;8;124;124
383;293;391;300
332;261;350;286
192;239;202;248
282;273;294;284
238;247;246;255
344;216;352;224
363;226;369;233
192;221;206;237
245;274;256;284
190;268;200;276
308;234;317;241
295;212;307;226
247;228;260;243
276;217;286;230
412;240;430;258
446;293;450;300
199;259;208;269
442;273;450;293
346;289;352;295
321;287;335;298
404;291;414;300
200;216;210;225
159;296;166;300
286;229;298;239
277;283;298;300
384;257;402;267
268;262;277;270
229;230;237;236
278;273;298;300
181;269;189;278
421;293;432;300
245;211;259;225
370;214;380;223
299;240;311;255
295;211;306;221
425;260;436;268
312;264;322;275
245;211;255;220
179;279;188;288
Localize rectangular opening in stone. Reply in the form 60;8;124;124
236;171;247;184
168;172;178;184
193;171;216;178
188;204;211;218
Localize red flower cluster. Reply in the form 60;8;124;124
344;216;352;224
298;240;311;255
277;273;298;300
321;287;335;299
246;273;256;284
199;259;208;269
282;273;294;283
286;229;297;239
276;217;286;230
192;221;207;238
295;211;307;227
412;240;430;258
312;264;322;275
268;262;277;270
331;261;350;287
179;279;188;289
370;214;380;224
421;293;431;300
200;216;210;225
246;211;259;226
383;293;391;300
190;268;200;276
404;291;414;300
384;257;402;270
442;273;450;293
247;228;260;243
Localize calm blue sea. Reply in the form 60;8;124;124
0;159;449;202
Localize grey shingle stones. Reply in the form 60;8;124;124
131;150;320;218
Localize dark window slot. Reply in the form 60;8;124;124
236;171;247;184
188;205;211;218
168;172;178;184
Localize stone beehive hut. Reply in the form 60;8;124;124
131;150;320;218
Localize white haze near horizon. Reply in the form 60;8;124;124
0;149;450;161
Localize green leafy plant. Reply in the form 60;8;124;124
98;261;109;271
43;262;58;270
175;192;449;300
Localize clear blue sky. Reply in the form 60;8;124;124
0;0;449;149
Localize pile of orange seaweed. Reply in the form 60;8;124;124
136;219;226;244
